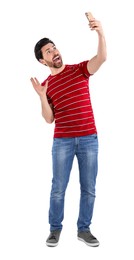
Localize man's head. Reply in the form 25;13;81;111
34;37;63;69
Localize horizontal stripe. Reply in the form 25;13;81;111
54;93;88;108
55;117;93;124
55;99;90;110
54;87;88;103
56;104;91;114
55;122;94;128
43;61;97;138
50;80;86;99
54;128;96;133
55;111;93;121
48;69;80;93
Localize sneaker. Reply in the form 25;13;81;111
78;230;100;247
46;230;61;247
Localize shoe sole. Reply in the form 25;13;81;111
78;237;100;247
46;242;59;247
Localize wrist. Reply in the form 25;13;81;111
40;93;47;102
97;30;105;38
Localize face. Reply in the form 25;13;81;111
40;43;63;68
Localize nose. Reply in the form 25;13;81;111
52;49;57;54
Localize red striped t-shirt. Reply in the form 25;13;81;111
41;60;97;138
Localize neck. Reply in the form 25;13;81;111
50;64;65;75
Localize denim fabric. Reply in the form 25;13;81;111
49;134;98;232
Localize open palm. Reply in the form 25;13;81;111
30;77;48;98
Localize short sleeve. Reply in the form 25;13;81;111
78;60;92;78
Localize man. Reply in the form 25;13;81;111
30;13;107;247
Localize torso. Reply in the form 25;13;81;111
42;61;97;138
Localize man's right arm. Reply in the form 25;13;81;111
30;77;54;124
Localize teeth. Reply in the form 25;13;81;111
53;55;59;61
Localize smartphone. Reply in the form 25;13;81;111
85;12;94;21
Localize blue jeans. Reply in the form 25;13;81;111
49;134;98;232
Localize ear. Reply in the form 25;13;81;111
39;59;47;66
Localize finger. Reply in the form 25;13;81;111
91;21;100;28
89;20;98;26
30;77;35;83
30;77;37;87
34;77;40;85
89;23;99;30
30;78;39;91
89;24;98;30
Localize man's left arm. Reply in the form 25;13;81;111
87;18;107;74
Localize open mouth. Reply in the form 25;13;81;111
53;55;61;62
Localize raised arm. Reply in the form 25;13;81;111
86;14;107;74
30;78;54;124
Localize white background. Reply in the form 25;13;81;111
0;0;134;259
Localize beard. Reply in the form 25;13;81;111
45;56;63;68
